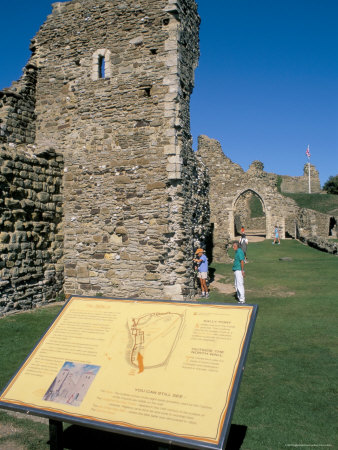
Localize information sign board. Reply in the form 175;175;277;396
0;296;257;450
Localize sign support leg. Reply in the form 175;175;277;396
49;419;63;450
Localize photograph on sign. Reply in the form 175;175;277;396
43;362;101;407
0;297;257;450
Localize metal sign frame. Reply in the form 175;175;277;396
0;296;258;450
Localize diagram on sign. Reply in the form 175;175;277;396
127;312;185;373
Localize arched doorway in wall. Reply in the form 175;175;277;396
329;217;337;237
233;189;267;239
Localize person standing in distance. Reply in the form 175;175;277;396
239;233;248;263
194;248;209;298
272;225;280;245
232;241;245;304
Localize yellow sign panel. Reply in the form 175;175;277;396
0;297;257;448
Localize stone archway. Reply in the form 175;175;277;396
230;188;270;239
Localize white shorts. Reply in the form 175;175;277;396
198;272;208;279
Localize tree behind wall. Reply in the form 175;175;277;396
323;175;338;195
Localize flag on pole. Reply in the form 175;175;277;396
306;145;310;159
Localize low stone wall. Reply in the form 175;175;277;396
299;235;337;255
0;145;64;315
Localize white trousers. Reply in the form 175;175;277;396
234;270;245;302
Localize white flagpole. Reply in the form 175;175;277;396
308;161;311;193
307;145;311;193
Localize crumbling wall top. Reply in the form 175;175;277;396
248;160;264;173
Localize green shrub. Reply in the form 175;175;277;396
323;174;338;195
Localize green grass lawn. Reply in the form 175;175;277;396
0;305;63;449
207;240;337;449
0;241;337;449
281;192;338;214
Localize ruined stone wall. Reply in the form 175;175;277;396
0;65;37;145
295;208;331;238
195;136;243;261
196;135;332;261
245;217;266;230
280;164;321;193
170;0;210;293
0;145;63;315
196;135;299;261
285;212;336;254
299;235;337;255
22;0;206;300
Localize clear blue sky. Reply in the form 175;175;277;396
1;0;337;186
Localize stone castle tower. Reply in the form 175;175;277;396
0;0;209;310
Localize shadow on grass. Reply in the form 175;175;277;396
61;423;247;449
209;266;216;283
225;424;247;449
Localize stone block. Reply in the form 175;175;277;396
5;198;21;208
37;192;50;202
0;232;10;243
115;226;127;235
65;268;76;277
145;273;160;281
114;176;131;184
110;234;122;245
146;182;166;190
164;284;183;299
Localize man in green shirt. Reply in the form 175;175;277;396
232;241;245;304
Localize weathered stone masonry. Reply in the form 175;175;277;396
0;145;64;313
280;164;321;194
0;45;64;314
0;0;209;312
